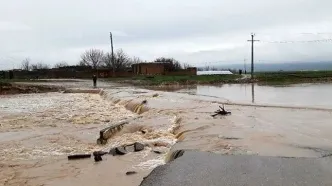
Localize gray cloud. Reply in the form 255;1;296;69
1;0;332;69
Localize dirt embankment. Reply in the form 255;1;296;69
0;82;62;95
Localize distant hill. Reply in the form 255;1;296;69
200;61;332;72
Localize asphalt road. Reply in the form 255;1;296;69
140;151;332;186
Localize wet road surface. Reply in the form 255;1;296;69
140;151;332;186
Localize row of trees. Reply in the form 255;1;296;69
79;48;140;71
21;58;69;71
20;48;192;71
78;48;191;71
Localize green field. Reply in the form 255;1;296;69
255;71;332;85
106;74;242;86
2;71;332;86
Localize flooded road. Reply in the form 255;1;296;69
1;80;332;185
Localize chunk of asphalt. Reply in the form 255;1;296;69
134;142;145;152
109;147;127;156
124;144;135;152
109;148;117;156
167;150;185;162
115;146;127;155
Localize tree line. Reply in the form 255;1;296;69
20;48;192;71
20;58;69;71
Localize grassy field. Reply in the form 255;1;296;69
255;71;332;85
2;71;332;86
105;74;242;86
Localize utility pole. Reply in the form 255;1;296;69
247;33;259;79
110;32;115;77
244;58;247;74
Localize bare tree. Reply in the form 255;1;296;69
102;49;132;71
21;58;31;71
154;57;183;70
102;52;113;69
114;49;132;71
80;49;104;69
130;56;142;64
183;63;192;69
54;61;68;68
31;62;49;70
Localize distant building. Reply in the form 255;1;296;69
132;63;165;75
132;62;197;76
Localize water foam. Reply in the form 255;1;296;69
134;156;165;170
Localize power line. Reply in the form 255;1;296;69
255;32;332;37
261;39;332;44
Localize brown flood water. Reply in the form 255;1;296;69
176;83;332;109
0;89;177;186
1;80;332;185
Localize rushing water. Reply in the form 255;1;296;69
177;83;332;109
0;89;175;186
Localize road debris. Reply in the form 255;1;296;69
126;171;137;175
211;105;231;117
68;154;91;160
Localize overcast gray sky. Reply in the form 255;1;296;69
1;0;332;69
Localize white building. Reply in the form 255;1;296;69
197;70;233;75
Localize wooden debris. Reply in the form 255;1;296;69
93;151;108;156
94;155;102;162
211;105;231;117
68;154;91;160
126;171;137;175
153;150;162;154
93;151;107;162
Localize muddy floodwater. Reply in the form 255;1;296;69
1;81;332;186
177;83;332;109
